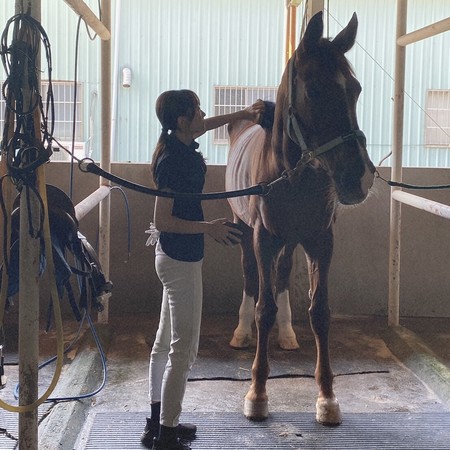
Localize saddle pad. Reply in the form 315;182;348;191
226;124;265;227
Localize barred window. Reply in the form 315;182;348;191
0;80;84;159
425;89;450;148
213;85;278;144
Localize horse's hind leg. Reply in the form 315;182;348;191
230;220;258;349
275;245;299;350
303;229;342;425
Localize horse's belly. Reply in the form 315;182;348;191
225;125;262;227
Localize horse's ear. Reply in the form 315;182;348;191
298;11;323;54
332;12;358;54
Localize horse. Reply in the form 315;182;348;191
225;11;375;425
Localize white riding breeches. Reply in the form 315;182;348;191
149;243;203;428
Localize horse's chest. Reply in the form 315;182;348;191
262;172;336;240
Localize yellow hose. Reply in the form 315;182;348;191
0;165;65;412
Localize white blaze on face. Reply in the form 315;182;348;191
336;71;374;199
360;153;375;196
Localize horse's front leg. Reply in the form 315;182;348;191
275;244;299;350
244;225;279;420
303;228;342;425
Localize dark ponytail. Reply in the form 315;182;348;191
151;90;200;186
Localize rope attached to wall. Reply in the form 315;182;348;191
376;171;450;190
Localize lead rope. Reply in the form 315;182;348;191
376;171;450;190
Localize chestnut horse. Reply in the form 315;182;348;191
225;12;375;424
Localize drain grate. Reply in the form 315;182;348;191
81;411;450;449
0;403;52;450
0;412;18;450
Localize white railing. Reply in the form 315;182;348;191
388;0;450;326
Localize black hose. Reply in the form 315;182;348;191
80;158;270;200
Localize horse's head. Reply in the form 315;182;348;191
276;12;375;205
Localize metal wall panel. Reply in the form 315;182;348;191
114;0;286;164
0;0;102;161
0;1;449;167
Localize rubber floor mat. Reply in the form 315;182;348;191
188;331;388;381
0;404;52;449
80;411;450;449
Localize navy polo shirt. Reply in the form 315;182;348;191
154;134;206;262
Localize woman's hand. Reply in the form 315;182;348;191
242;99;265;124
208;219;243;246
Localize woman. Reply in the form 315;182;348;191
141;90;263;450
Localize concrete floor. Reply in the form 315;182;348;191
1;313;450;449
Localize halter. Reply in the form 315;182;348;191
286;56;366;168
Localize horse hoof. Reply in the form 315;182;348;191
244;398;269;421
316;397;342;425
278;335;300;350
229;333;252;349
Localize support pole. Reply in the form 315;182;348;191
392;190;450;220
284;4;297;65
16;0;41;448
397;16;450;46
287;0;324;315
98;0;112;323
388;0;407;327
306;0;324;20
74;185;111;221
63;0;111;40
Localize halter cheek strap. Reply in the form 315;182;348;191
287;56;308;152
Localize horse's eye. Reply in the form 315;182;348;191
306;84;321;100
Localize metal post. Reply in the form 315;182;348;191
388;0;407;327
98;0;112;323
15;0;41;448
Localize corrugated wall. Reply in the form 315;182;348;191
0;0;102;158
326;0;450;168
114;0;286;164
0;1;449;167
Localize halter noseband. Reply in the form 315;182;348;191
286;56;366;167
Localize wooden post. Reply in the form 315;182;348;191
63;0;111;40
15;0;41;448
98;0;112;323
306;0;324;22
397;16;450;46
287;0;324;321
388;0;407;327
284;4;297;65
